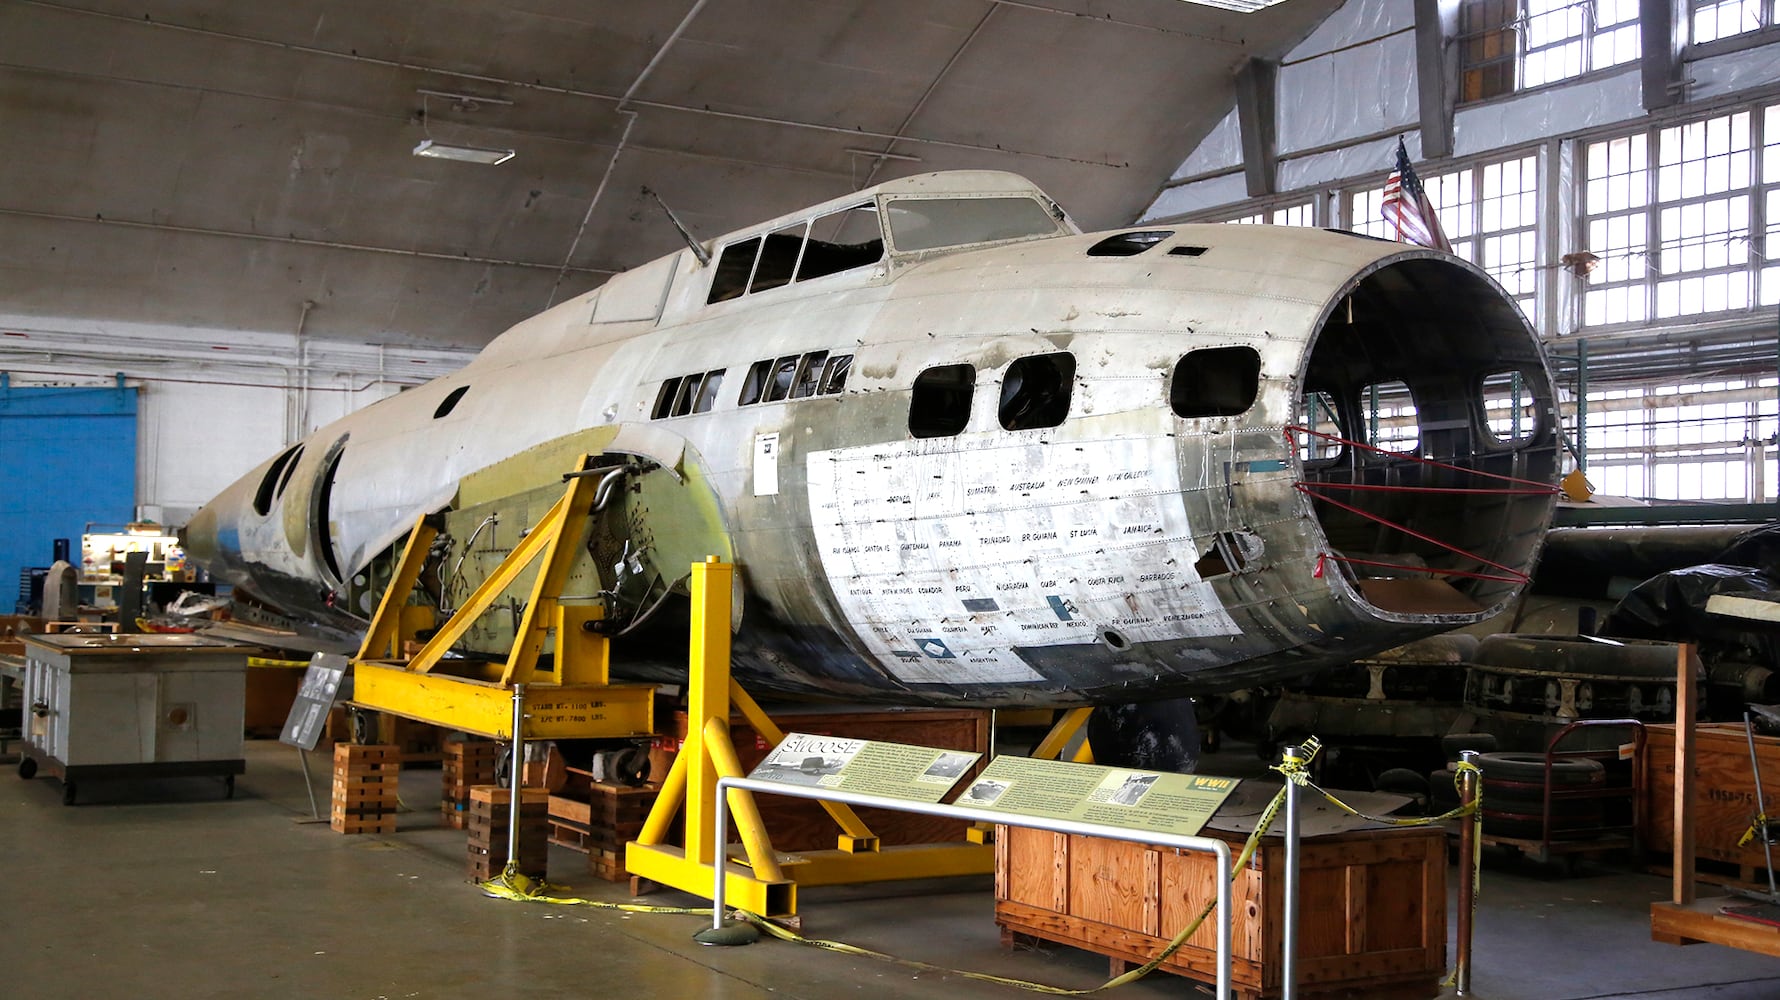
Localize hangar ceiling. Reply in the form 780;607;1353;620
0;0;1338;350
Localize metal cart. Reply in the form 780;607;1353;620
17;633;248;804
1479;718;1647;873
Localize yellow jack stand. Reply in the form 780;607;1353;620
624;557;995;920
1029;707;1096;763
348;455;654;741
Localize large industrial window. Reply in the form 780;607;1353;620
1583;376;1779;501
909;364;975;438
1347;153;1540;322
1579;104;1772;328
1360;380;1419;453
1456;0;1640;100
1295;390;1345;462
999;353;1075;430
1690;0;1778;43
1170;347;1260;418
1221;201;1315;226
1482;371;1540;444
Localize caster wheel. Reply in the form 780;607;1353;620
224;775;236;800
17;756;38;779
62;781;76;806
612;746;651;787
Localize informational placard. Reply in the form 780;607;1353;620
280;653;350;751
953;755;1238;838
747;732;982;803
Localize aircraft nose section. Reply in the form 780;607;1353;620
180;503;236;573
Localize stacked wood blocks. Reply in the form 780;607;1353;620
548;768;659;881
440;738;501;829
467;785;549;881
331;744;400;834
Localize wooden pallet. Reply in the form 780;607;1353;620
330;744;400;835
545;772;658;880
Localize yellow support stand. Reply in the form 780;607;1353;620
347;455;654;741
1030;707;1096;764
625;557;995;920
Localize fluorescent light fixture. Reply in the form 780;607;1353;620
412;139;515;165
1177;0;1289;10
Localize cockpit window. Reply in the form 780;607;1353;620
885;196;1063;253
798;204;883;281
909;364;975;438
707;236;760;304
1000;353;1075;430
707;204;884;305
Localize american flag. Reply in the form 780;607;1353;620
1381;138;1452;253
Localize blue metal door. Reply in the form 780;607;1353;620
0;374;138;609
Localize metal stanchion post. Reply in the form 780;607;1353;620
507;683;525;874
1282;745;1302;1000
1456;749;1481;996
298;748;318;819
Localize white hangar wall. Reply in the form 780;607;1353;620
0;315;472;529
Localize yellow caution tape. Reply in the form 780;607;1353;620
479;866;712;915
481;731;1486;995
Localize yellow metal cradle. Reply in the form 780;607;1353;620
347;455;654;742
624;557;995;920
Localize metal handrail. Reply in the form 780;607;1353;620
712;775;1241;1000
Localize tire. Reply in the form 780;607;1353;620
17;756;38;780
1474;752;1605;786
1473;634;1683;679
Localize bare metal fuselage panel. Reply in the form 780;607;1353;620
184;171;1559;707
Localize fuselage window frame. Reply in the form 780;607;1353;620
999;352;1076;430
909;363;976;439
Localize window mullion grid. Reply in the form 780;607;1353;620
1644;120;1661;327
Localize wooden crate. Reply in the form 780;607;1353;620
467;785;549;880
995;824;1446;1000
649;706;989;852
330;744;400;834
1642;723;1780;873
548;770;658;880
440;738;501;829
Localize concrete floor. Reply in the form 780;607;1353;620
5;740;1779;1000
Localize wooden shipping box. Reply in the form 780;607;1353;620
995;824;1446;1000
1642;723;1780;871
650;706;989;852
